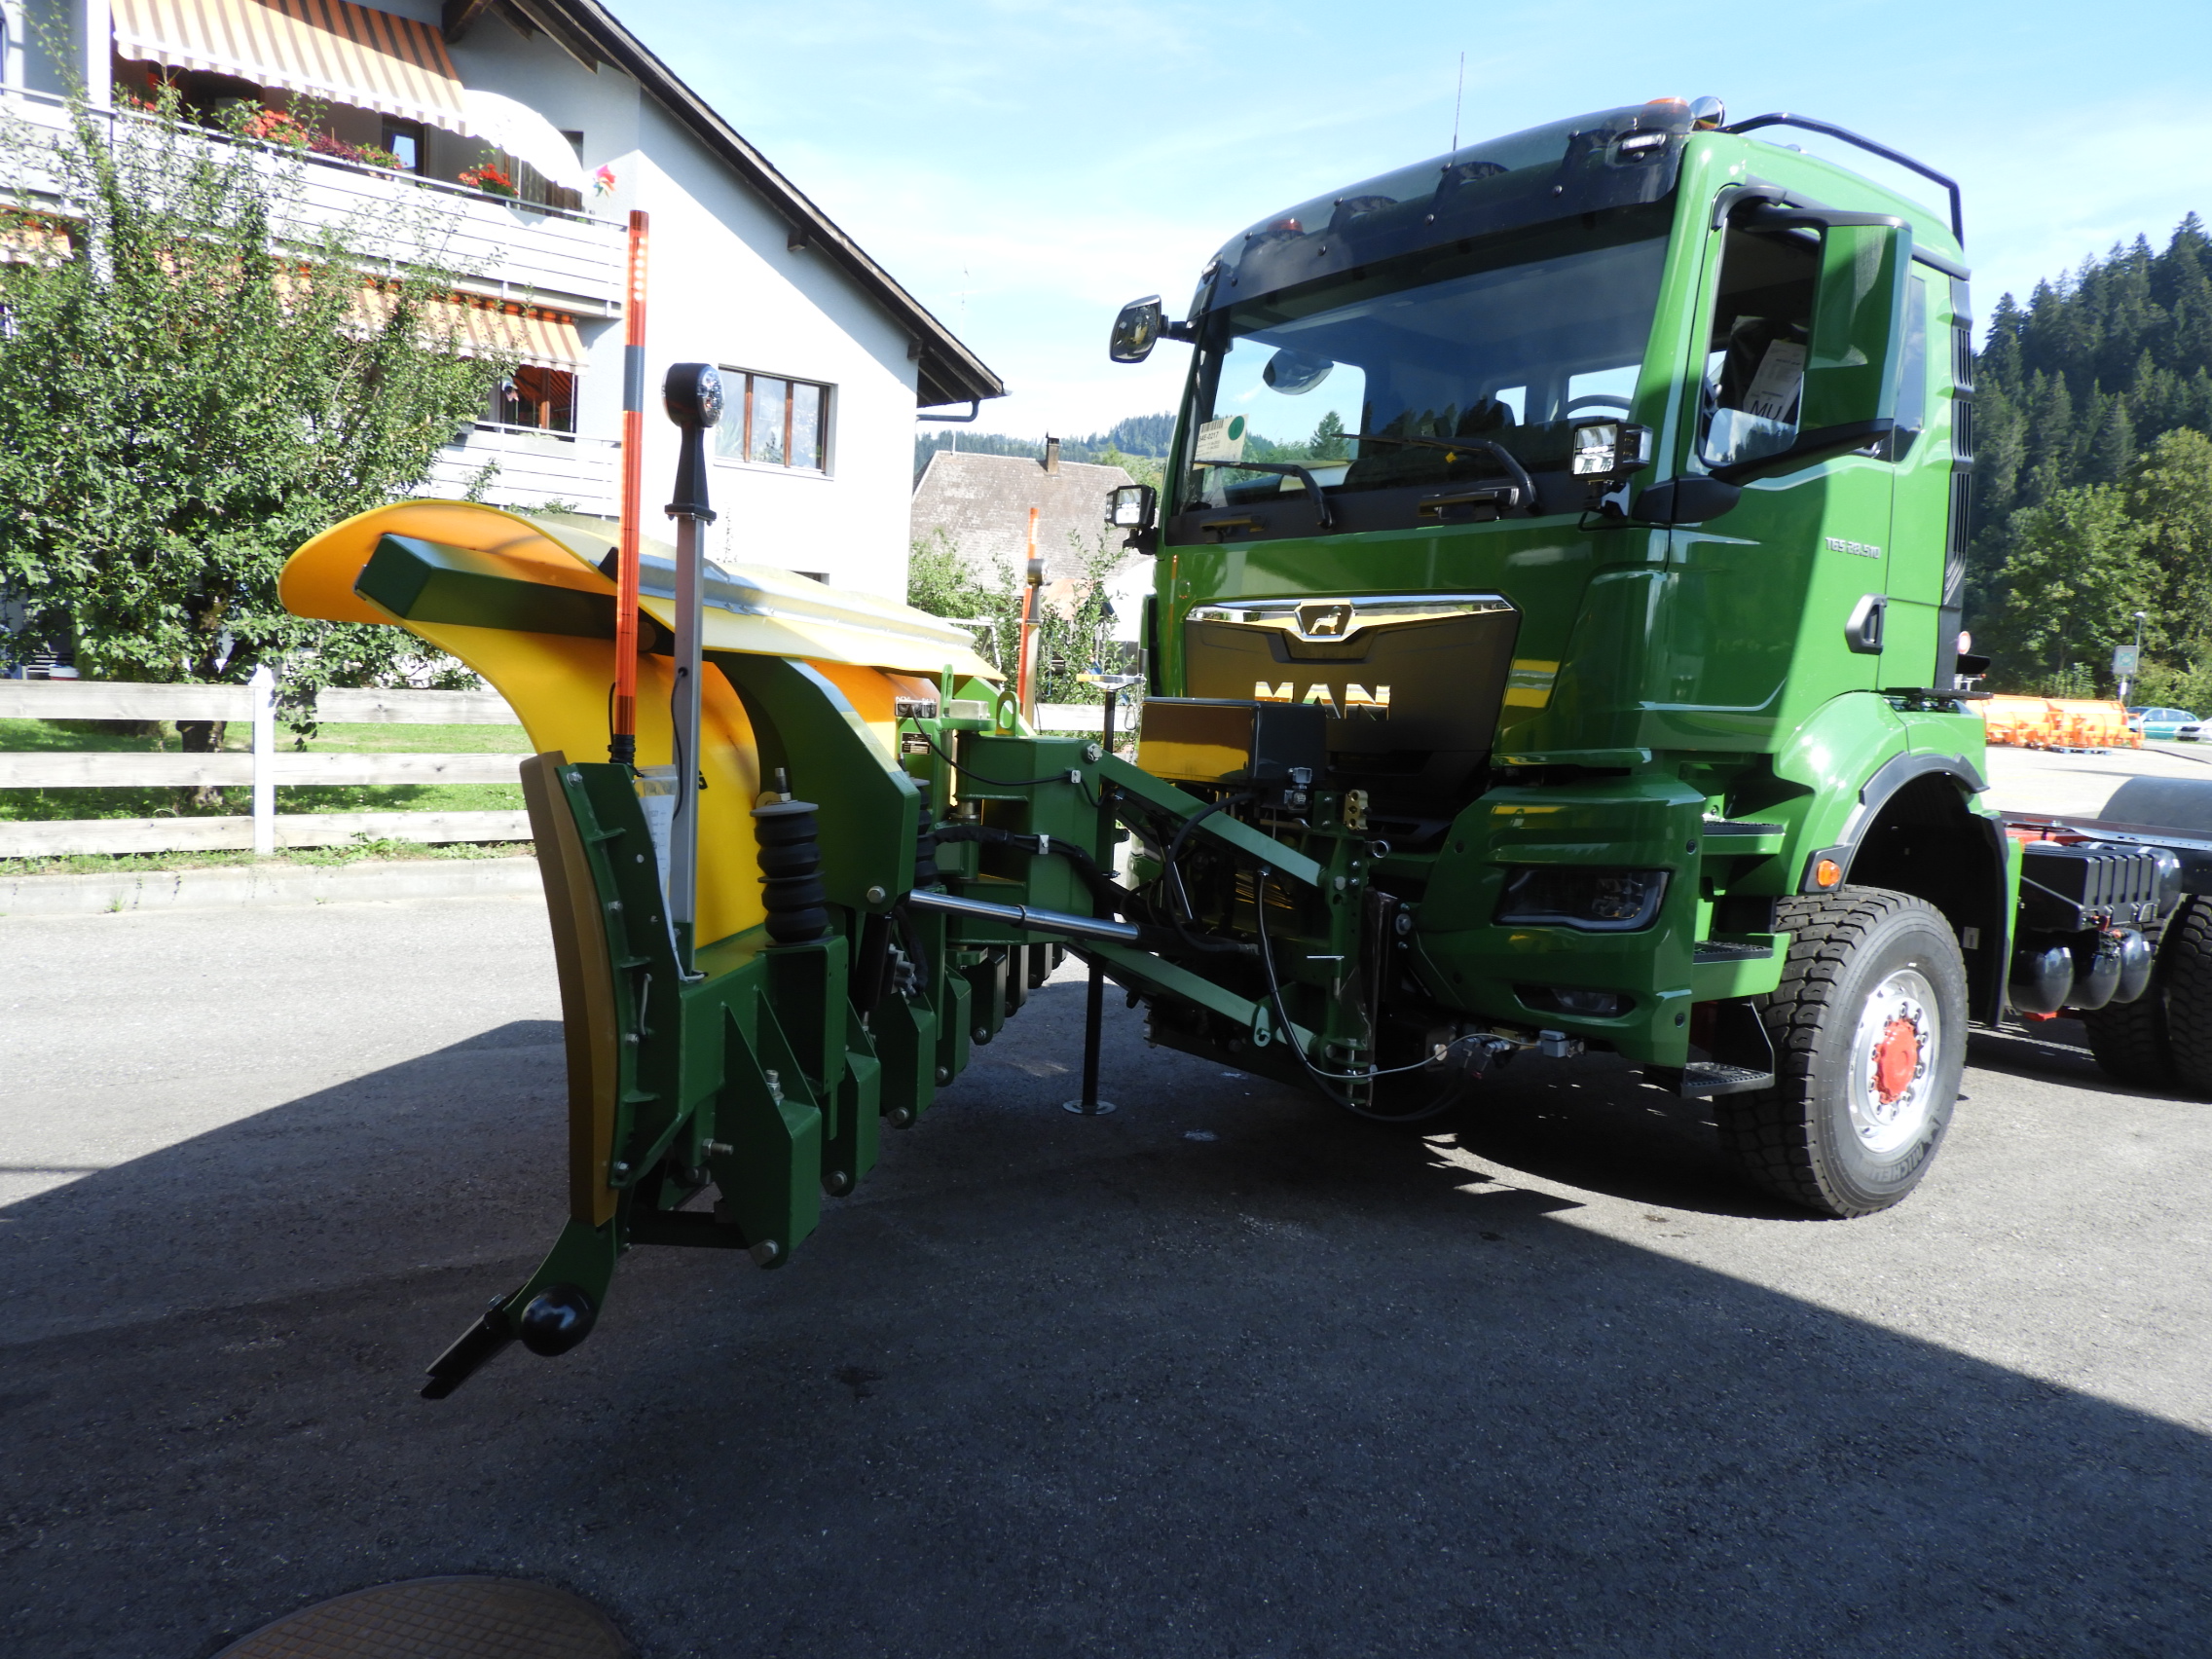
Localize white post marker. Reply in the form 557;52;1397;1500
249;665;276;856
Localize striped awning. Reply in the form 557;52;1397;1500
113;0;469;136
353;285;587;370
0;213;71;267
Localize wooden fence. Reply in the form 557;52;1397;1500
1;674;1125;858
0;669;529;857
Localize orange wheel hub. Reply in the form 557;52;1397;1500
1871;1015;1920;1104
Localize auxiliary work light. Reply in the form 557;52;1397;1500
1569;421;1654;479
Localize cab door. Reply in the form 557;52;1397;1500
1880;270;1962;691
1661;211;1907;741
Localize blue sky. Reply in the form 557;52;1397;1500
619;0;2212;440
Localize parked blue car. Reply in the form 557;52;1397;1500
2127;706;2203;741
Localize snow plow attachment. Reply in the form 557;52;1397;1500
280;500;1092;1396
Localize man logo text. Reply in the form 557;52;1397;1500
1255;682;1390;719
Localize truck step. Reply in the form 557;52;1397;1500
1692;940;1774;964
1679;1060;1775;1096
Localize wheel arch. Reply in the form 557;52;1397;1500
1803;754;2009;1023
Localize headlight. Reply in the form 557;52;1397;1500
1495;866;1668;932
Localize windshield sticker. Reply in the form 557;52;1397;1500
1742;341;1806;423
1195;415;1247;463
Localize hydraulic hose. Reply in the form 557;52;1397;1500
1253;866;1462;1122
930;820;1143;926
1159;792;1260;957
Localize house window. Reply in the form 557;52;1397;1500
493;365;576;433
716;372;829;472
381;118;424;173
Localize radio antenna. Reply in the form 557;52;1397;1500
1451;52;1464;152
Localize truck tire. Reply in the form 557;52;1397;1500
2080;913;2178;1088
2157;896;2212;1095
1713;886;1967;1218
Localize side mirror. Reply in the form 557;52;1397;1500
1110;296;1164;364
1805;222;1908;429
1633;477;1743;525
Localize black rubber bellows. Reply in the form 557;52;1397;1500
754;795;830;942
912;805;942;889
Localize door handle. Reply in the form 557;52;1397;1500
1846;594;1887;655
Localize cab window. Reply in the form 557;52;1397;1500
1698;226;1820;470
1892;273;1930;448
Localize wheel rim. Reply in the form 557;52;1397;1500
1848;968;1942;1157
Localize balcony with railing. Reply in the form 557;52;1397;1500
1;86;625;314
426;424;620;517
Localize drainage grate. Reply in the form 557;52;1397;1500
214;1576;632;1659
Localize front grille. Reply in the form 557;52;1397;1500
1180;593;1519;795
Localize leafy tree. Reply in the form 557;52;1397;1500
1985;484;2157;683
0;90;507;753
904;525;1131;709
906;527;1015;673
1033;530;1129;707
1093;444;1162;492
1088;412;1175;457
2128;426;2212;640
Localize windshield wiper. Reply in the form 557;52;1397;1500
1192;459;1335;529
1346;433;1534;507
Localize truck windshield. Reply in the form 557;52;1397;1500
1182;203;1672;513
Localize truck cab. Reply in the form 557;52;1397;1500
1113;98;2005;1215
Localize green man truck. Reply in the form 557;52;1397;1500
282;97;2212;1395
1091;95;2201;1217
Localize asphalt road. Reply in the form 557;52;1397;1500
3;893;2209;1658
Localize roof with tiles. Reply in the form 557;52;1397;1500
908;450;1137;583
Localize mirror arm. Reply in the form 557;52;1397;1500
916;400;982;424
1712;183;1788;230
1742;203;1909;235
1707;419;1898;485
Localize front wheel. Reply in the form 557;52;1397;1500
1713;886;1968;1217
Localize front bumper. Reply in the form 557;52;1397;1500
1409;773;1714;1066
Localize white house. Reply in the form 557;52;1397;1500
3;0;1001;601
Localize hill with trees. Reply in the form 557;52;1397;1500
914;413;1177;480
1970;215;2212;703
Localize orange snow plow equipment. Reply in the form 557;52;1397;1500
1979;695;2140;750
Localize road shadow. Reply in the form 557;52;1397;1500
1965;1016;2212;1107
2;984;2207;1658
0;1020;571;1347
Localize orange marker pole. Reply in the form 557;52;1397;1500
609;209;650;766
1015;505;1043;722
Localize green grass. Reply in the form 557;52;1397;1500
0;718;533;822
0;839;537;878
